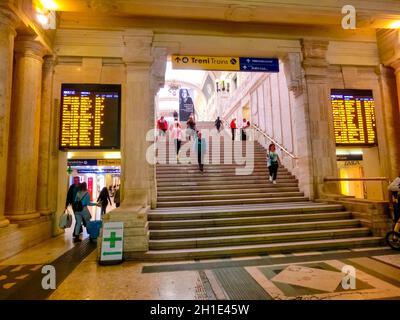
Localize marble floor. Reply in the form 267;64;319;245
1;234;400;300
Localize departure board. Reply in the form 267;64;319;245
331;89;377;146
59;84;121;149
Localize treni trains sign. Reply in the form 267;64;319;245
172;55;279;72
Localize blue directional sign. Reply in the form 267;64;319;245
239;57;279;72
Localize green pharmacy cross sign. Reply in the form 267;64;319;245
104;231;122;249
100;222;124;262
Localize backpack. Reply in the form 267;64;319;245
72;192;88;212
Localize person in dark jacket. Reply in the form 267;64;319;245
97;187;112;216
215;117;223;132
194;131;207;172
65;176;83;234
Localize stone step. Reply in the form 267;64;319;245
157;178;298;187
157;173;294;181
157;182;299;191
150;219;361;239
149;203;344;219
149;211;352;229
157;186;300;196
156;168;288;174
156;164;282;169
141;237;383;261
157;196;309;207
149;227;371;250
157;191;304;202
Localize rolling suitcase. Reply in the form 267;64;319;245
87;220;102;241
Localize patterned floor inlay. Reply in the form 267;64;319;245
372;254;400;268
211;267;273;300
0;264;43;299
3;239;96;300
142;248;399;274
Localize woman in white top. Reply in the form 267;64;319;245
170;121;183;160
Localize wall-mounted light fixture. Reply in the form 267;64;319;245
168;82;181;96
216;79;230;93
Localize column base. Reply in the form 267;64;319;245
100;205;149;261
5;212;41;222
40;210;53;216
0;218;10;228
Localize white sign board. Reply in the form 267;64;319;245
100;222;124;262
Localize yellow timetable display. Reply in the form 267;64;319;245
59;84;121;149
331;89;377;146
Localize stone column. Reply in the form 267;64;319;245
301;40;339;198
0;7;18;228
5;35;46;222
102;30;154;259
376;65;400;179
37;56;56;216
149;47;167;209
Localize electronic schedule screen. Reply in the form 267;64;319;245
59;84;121;150
331;89;377;146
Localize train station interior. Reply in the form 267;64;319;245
0;0;400;300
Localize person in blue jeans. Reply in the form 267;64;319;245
73;182;97;242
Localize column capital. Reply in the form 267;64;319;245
123;29;154;64
14;35;47;62
282;52;304;97
0;6;19;32
43;55;56;71
301;39;329;78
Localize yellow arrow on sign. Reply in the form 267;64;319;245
172;55;240;71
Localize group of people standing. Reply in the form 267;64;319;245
157;112;206;172
229;118;251;141
65;177;120;242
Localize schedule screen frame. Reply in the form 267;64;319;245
331;89;377;147
59;83;121;150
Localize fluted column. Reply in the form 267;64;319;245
301;39;339;198
0;7;18;228
5;36;46;222
37;56;55;216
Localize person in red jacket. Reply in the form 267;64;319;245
157;116;168;138
230;118;237;141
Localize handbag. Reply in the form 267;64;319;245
59;209;73;229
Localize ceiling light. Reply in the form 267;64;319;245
39;0;58;10
36;13;49;26
390;21;400;29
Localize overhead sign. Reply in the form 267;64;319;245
239;57;279;72
172;55;279;72
100;222;124;263
336;154;363;161
67;159;121;166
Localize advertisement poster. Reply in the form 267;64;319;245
179;88;195;122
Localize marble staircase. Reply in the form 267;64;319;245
144;123;383;260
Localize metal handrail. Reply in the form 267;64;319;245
252;124;298;160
